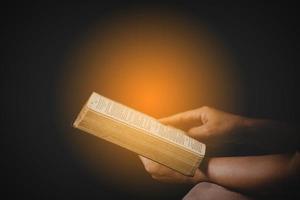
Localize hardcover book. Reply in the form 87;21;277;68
73;92;206;176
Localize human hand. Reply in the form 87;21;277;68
160;106;247;147
139;156;207;184
140;106;246;183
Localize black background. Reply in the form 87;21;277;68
2;1;299;199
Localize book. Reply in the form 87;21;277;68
73;92;206;176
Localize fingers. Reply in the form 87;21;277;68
139;156;157;173
139;155;149;164
139;156;166;175
159;107;209;131
187;125;211;141
139;156;177;176
139;156;202;184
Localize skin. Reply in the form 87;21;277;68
139;106;300;194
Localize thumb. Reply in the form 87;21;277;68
159;108;204;131
187;125;211;142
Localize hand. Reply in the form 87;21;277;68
139;156;207;184
160;106;247;147
140;106;246;183
161;106;298;154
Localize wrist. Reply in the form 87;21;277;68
238;116;257;133
190;169;209;184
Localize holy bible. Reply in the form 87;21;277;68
73;92;206;176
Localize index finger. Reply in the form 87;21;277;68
159;107;205;131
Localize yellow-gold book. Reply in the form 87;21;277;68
73;92;206;176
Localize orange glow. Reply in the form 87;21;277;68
58;9;243;191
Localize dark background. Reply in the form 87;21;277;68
2;1;299;199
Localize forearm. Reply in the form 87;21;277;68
200;152;300;193
238;118;299;153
